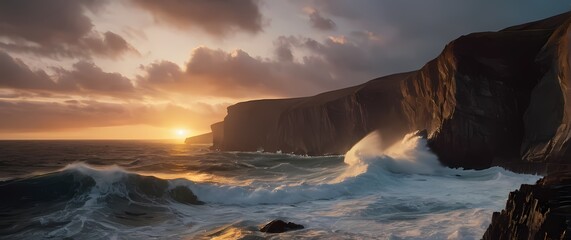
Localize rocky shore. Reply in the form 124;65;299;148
196;12;570;172
188;12;571;238
483;173;571;239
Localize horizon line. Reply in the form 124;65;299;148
0;138;190;141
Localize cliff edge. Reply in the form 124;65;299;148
213;12;570;171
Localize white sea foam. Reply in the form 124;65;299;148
165;131;537;209
3;134;542;239
335;131;447;183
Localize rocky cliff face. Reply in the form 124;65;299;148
401;14;570;169
184;132;212;144
521;15;571;164
210;121;224;150
213;12;571;170
217;72;411;155
483;173;571;239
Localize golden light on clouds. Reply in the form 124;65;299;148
0;0;565;140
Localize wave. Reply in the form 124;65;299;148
153;132;533;205
0;132;532;210
334;131;451;183
0;134;543;239
0;163;204;237
1;163;203;207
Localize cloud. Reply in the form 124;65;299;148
0;0;95;45
0;51;56;90
297;0;570;72
0;0;136;59
0;23;425;103
81;31;139;59
0;100;227;133
130;0;264;36
273;36;297;62
304;7;336;31
56;61;135;93
137;31;397;98
301;36;375;73
279;33;394;82
0;100;134;132
137;46;337;98
0;51;135;97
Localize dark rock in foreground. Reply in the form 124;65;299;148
483;173;571;239
260;220;304;233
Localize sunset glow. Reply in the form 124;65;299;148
0;1;566;140
175;129;189;138
0;1;569;239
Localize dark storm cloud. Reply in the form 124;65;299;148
0;0;136;59
0;51;135;96
306;8;336;31
56;61;135;93
130;0;264;36
303;0;570;73
284;33;396;85
0;0;94;44
82;32;139;59
300;36;378;73
0;51;56;90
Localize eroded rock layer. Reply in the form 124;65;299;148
208;12;570;171
483;173;571;239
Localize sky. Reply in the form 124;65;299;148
0;0;568;140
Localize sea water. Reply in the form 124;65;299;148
0;133;540;239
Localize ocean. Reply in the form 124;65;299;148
0;132;540;239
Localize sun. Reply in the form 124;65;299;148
174;129;188;138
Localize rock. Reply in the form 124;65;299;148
221;72;411;155
213;12;571;172
401;12;571;169
184;132;212;145
520;14;571;163
260;220;304;233
483;172;571;239
210;121;224;150
168;186;204;205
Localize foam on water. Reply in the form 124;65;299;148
0;134;542;239
336;131;447;183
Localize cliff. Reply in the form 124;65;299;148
401;13;571;169
217;72;411;154
483;173;571;239
211;121;224;150
184;132;212;144
212;12;571;170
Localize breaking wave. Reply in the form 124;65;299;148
0;133;540;239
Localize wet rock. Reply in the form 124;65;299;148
260;220;304;233
168;186;204;205
483;172;571;239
